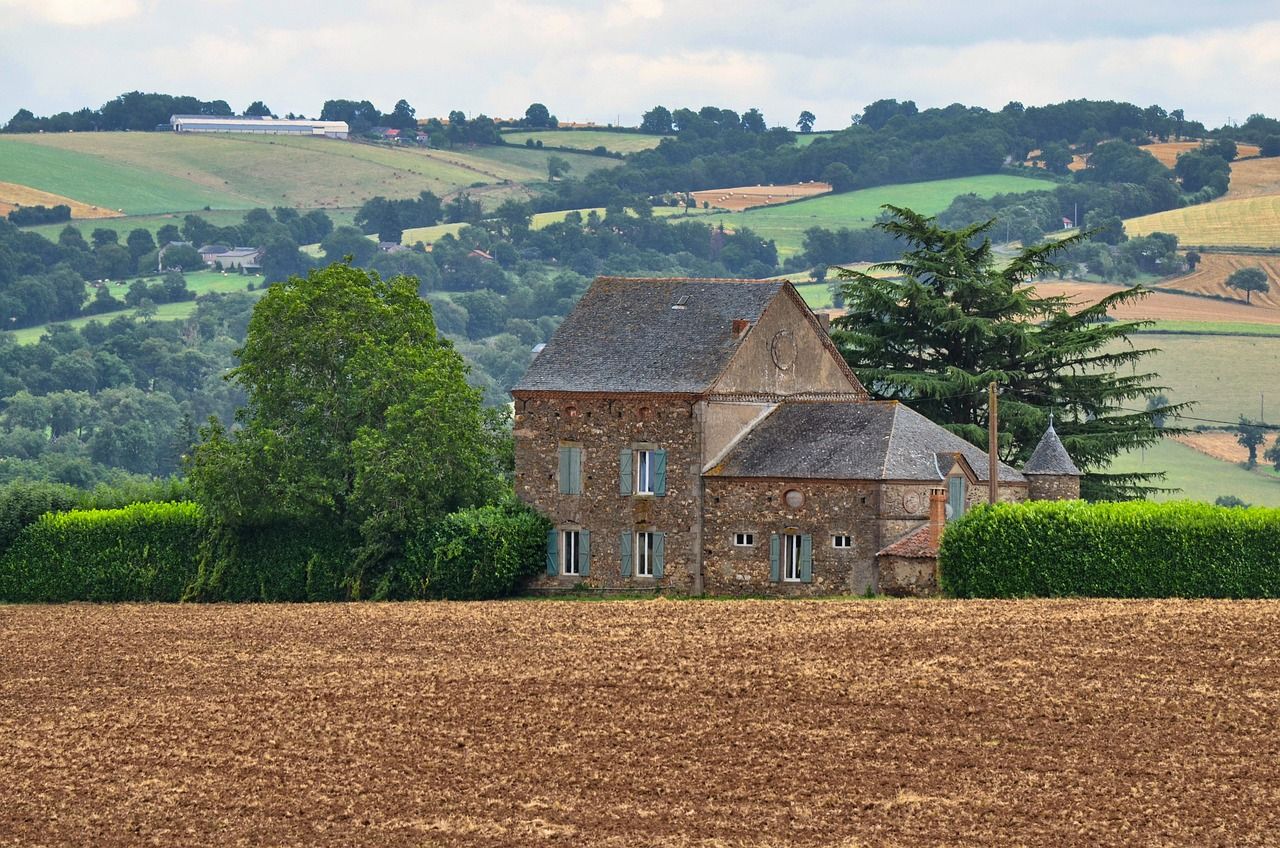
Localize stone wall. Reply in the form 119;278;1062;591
514;394;703;592
1027;474;1080;501
702;478;878;595
877;556;938;597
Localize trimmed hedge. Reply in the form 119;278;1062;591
396;501;551;600
940;500;1280;598
0;502;204;602
184;522;354;602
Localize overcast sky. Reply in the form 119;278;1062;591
2;0;1278;130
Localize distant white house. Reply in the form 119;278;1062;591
198;244;263;270
170;115;349;140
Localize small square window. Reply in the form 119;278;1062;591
833;535;853;549
734;532;754;547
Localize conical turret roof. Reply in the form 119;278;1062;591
1024;421;1081;476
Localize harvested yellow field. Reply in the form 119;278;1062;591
1161;252;1280;310
691;181;831;211
0;181;122;219
1032;279;1280;324
1126;195;1280;248
1173;431;1252;464
1226;156;1280;200
1140;141;1261;168
4;600;1280;846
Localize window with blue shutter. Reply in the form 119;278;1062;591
653;532;665;578
620;532;633;577
559;446;582;495
653;450;667;496
546;529;558;576
578;530;590;576
618;449;632;495
799;534;813;583
948;476;966;521
769;533;780;582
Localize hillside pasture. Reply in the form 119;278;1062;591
691;181;832;211
1225;156;1280;200
1126;195;1280;248
4;600;1280;846
0;181;122;220
1122;333;1280;423
499;130;666;154
1160;253;1280;309
1107;437;1280;505
1139;141;1261;168
693;174;1057;256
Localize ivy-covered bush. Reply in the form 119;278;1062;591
394;500;551;600
0;501;203;602
184;522;354;602
940;500;1280;598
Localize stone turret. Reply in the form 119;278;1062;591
1023;418;1081;501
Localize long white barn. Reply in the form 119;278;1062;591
169;115;348;139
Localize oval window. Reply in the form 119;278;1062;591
784;489;805;508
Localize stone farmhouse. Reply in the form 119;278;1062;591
512;277;1079;596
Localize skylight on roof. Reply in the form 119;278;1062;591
672;295;690;310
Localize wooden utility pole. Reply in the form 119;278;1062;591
988;381;999;504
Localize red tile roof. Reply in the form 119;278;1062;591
876;524;938;559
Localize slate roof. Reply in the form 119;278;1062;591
514;277;787;394
1023;423;1081;476
707;401;1025;483
877;524;938;559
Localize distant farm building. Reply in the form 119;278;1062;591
198;244;262;270
170;115;349;139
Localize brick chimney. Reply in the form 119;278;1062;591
928;487;947;547
815;312;831;332
732;318;750;337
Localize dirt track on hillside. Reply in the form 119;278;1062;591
3;600;1279;847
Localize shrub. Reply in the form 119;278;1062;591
940;500;1280;598
0;481;81;559
0;502;203;602
184;522;354;602
393;500;550;600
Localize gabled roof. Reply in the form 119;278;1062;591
514;277;787;394
706;401;1025;483
877;524;938;559
1023;423;1081;476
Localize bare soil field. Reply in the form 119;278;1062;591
1173;431;1252;464
1224;156;1280;200
3;600;1280;847
1033;279;1280;324
691;181;831;211
0;180;123;219
1161;253;1280;310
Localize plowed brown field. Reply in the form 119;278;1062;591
1173;431;1252;463
692;181;831;211
1033;279;1280;324
1162;253;1280;310
3;600;1280;847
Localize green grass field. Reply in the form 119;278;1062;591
1126;195;1280;248
499;130;666;155
1107;437;1280;506
1124;333;1279;423
793;132;839;148
0;133;616;219
1138;321;1280;337
694;174;1058;255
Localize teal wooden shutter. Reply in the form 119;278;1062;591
619;532;633;577
578;530;590;576
558;448;572;494
569;448;582;494
546;529;558;576
799;535;813;583
653;532;665;578
653;450;667;496
769;533;780;582
619;449;632;495
948;476;965;520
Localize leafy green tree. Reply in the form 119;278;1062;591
1175;149;1231;194
188;263;504;596
524;103;551;128
386;99;417;130
244;101;272;117
547;155;570;180
1236;416;1266;467
1261;135;1280;158
796;111;816;134
1226;267;1270;304
126;228;155;262
831;206;1184;500
1038;142;1073;175
321;226;377;265
740;108;766;133
640;106;673;134
820;162;855;192
1265;435;1280;471
156;224;181;246
1185;250;1201;271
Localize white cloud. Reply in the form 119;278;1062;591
0;0;141;27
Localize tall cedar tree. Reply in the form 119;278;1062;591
188;262;507;596
831;206;1186;501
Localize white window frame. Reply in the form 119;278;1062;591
561;529;580;576
734;532;755;547
635;531;655;577
783;533;802;582
832;535;853;549
634;449;654;495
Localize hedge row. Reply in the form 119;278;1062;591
397;502;551;600
184;521;353;602
940;500;1280;598
0;502;204;602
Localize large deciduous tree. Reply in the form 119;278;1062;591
1226;267;1270;304
188;262;506;596
831;206;1184;501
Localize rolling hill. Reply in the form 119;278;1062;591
499;130;667;154
1125;195;1280;248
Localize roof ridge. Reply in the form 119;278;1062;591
879;402;901;480
594;276;791;285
